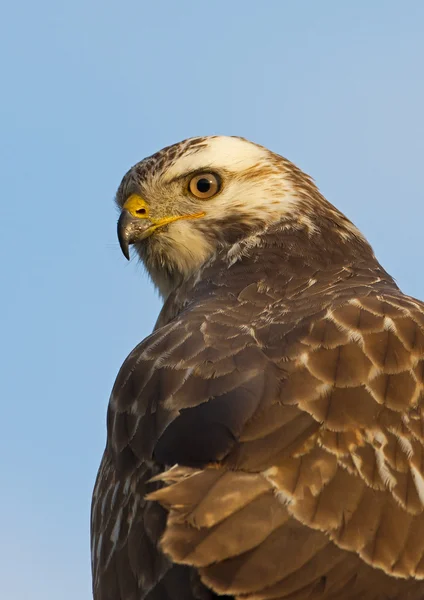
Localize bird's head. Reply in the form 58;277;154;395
116;136;369;297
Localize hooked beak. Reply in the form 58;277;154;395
117;194;206;260
117;195;155;260
117;209;155;260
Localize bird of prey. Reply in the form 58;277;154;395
91;136;424;600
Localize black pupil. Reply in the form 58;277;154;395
196;178;212;193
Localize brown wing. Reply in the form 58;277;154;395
146;292;424;599
92;281;424;600
91;291;285;600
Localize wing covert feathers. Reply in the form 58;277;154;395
147;292;424;598
93;269;424;599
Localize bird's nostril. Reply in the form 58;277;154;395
136;208;147;215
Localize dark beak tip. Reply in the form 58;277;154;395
118;233;130;261
117;211;132;260
121;244;130;261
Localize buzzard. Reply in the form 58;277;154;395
91;136;424;600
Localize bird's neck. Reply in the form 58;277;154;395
154;223;397;329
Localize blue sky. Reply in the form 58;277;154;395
1;1;423;598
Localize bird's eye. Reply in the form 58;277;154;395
188;173;221;199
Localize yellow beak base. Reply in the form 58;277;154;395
117;194;206;260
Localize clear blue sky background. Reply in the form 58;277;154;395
1;2;423;599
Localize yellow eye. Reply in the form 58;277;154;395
188;173;221;199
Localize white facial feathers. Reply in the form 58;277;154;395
163;136;273;181
161;136;310;228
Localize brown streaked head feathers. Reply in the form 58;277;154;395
92;136;424;600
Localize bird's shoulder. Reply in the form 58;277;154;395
144;286;424;596
92;267;424;599
106;266;424;469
